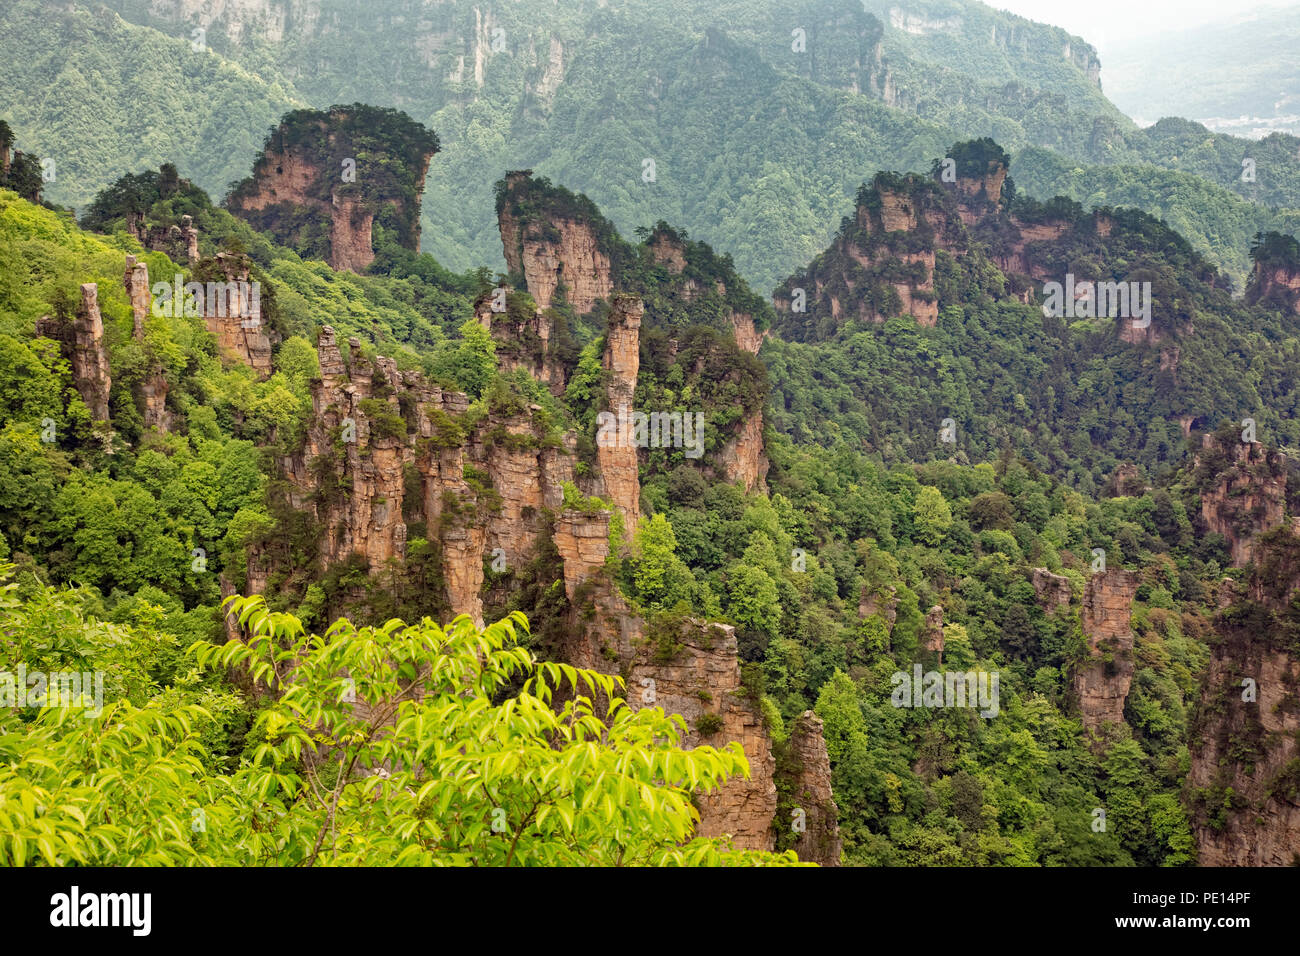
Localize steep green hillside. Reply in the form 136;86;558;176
0;0;303;211
1;172;1275;866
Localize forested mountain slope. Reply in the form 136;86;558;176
4;0;1300;291
4;95;1300;864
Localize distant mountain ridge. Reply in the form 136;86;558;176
2;0;1299;291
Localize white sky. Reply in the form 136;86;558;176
987;0;1299;55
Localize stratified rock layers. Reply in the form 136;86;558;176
1074;569;1139;733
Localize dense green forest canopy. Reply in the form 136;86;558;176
4;135;1291;863
2;0;1299;869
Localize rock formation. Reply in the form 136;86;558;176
497;171;614;314
226;105;438;273
1108;462;1148;497
36;283;112;424
859;583;899;637
624;621;778;851
298;333;412;573
773;142;1184;348
549;503;803;854
1245;236;1300;317
267;309;836;858
594;294;641;527
195;252;273;378
279;326;573;628
73;284;113;423
786;711;843;866
1074;569;1139;733
922;604;945;661
1188;527;1300;865
476;287;567;393
718;408;769;495
1031;567;1072;612
638;226;770;493
124;256;172;431
1197;433;1287;567
255;167;836;860
127;212;199;264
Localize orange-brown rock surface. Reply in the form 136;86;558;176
786;711;843;866
623;621;777;852
198;253;273;378
1247;261;1300;316
37;284;113;424
553;509;611;603
226;108;436;273
127;212;199;264
730;312;764;354
718;408;769;495
1074;569;1139;733
478;287;567;393
124;256;173;432
73;284;113;424
595;294;642;526
922;604;945;661
498;171;613;313
1198;435;1287;567
262;258;835;860
1031;567;1072;611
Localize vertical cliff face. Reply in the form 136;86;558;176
1074;569;1139;733
1197;434;1287;567
721;311;770;494
730;312;764;354
419;440;485;624
37;284;113;424
267;316;838;860
124;256;172;432
717;409;769;495
127;213;199;264
72;284;113;423
551;508;782;853
922;604;945;661
772;169;961;337
640;226;770;493
309;335;410;572
226;106;438;273
595;294;642;526
284;325;578;624
1031;567;1072;611
329;194;377;274
286;329;421;579
859;583;898;637
785;711;843;866
195;252;273;378
253;158;834;856
1188;528;1300;865
1245;235;1300;316
954;163;1007;224
497;171;614;313
626;622;778;852
773;140;1189;352
477;288;569;393
991;219;1068;278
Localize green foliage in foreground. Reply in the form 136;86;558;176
0;579;802;866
